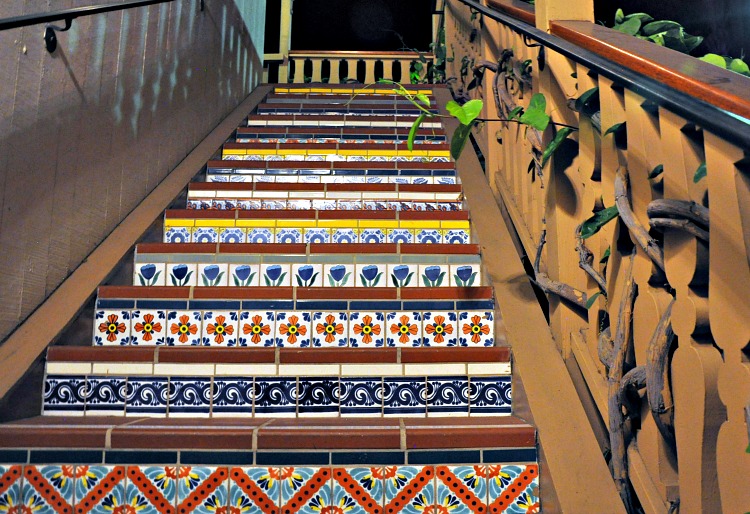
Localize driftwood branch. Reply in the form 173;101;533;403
532;230;588;309
647;198;710;242
608;252;638;512
576;223;608;292
615;169;666;271
650;218;709;241
646;298;677;449
566;98;602;133
598;326;615;370
620;365;647;418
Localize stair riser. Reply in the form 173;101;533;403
43;375;511;418
187;199;463;211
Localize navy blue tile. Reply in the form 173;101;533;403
469;377;512;415
433;170;457;176
408;450;480;465
137;300;187;310
333;169;363;176
96;299;135;309
296;301;348;311
383;378;426;416
401;170;430;177
267;169;296;175
483;448;538;463
426;376;469;415
297;378;339;415
339;377;381;415
0;450;27;463
349;301;402;311
188;300;242;310
30;450;102;464
212;378;253;415
105;451;178;464
368;170;397;176
242;300;295;310
332;452;404;465
256;452;329;466
300;169;331;176
43;375;86;413
403;301;454;311
254;378;296;415
168;377;212;415
125;377;169;415
456;300;495;310
180;451;253;465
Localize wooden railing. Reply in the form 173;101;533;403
444;0;750;512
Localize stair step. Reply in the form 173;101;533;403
246;113;443;129
235;125;447;142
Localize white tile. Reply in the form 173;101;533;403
153;364;215;376
92;363;154;375
403;363;466;376
278;364;340;376
468;362;511;375
215;364;277;376
341;364;403;377
46;362;93;375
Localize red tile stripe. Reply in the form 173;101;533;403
24;466;74;514
127;466;175;514
332;468;382;514
435;466;485;513
488;465;537;513
0;465;21;495
229;468;277;514
280;467;331;514
176;467;228;514
383;466;434;513
75;466;126;514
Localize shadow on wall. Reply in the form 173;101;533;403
0;0;266;343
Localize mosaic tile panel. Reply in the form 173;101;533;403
187;199;462;212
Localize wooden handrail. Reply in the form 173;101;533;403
486;0;535;25
289;50;433;59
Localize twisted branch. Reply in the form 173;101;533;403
648;198;710;242
531;230;588;309
650;218;709;241
576;223;608;293
620;365;647;418
646;298;677;450
598;326;615;370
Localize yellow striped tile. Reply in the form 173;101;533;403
359;220;399;228
195;219;235;227
222;148;247;155
441;220;470;229
236;219;276;228
277;219;316;228
427;150;451;157
164;219;194;228
399;220;438;229
317;220;358;228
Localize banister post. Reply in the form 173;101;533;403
278;0;293;82
534;0;593;31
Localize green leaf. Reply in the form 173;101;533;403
446;100;468;124
342;272;351;286
153;271;161;283
138;274;145;286
408;114;427;151
451;123;473;160
519;93;549;131
642;20;682;36
700;53;727;68
580;205;619;239
233;276;240;286
614;17;641;36
467;272;476;286
575;87;599;112
693;161;707;183
373;273;381;287
600;246;611;264
508;106;523;120
296;276;303;287
648;164;664;179
604;122;625;136
461;99;483;124
528;92;546;112
624;12;654;24
747;444;750;453
170;275;177;286
390;273;398;287
681;34;704;53
729;58;750;75
329;275;336;287
585;292;602;309
614;8;624;24
414;61;424;72
436;271;446;287
416;94;431;107
264;276;271;287
541;127;575;168
453;274;461;287
423;276;431;287
405;272;414;286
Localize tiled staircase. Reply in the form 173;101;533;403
0;85;539;513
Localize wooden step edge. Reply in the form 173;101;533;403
135;242;481;255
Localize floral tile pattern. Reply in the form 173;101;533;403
312;312;348;347
422;311;458;347
166;311;202;346
175;466;230;514
238;311;275;347
458;312;494;347
127;465;178;513
275;311;312;347
383;466;434;514
348;312;385;347
230;264;260;287
23;465;75;513
228;467;280;514
279;467;331;514
331;467;383;514
201;311;238;347
131;310;166;345
386;312;422;347
94;310;131;346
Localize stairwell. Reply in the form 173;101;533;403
0;85;539;513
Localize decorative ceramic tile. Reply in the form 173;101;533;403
85;376;127;415
247;228;274;244
332;228;358;244
166;311;203;346
312;312;348;347
415;229;443;244
279;467;332;514
135;263;166;286
212;378;253;416
167;263;197;287
469;377;512;416
176;466;230;514
168;377;212;416
261;264;291;287
388;264;418;288
487;465;539;513
238;311;276;347
254;378;297;416
262;200;287;210
127;466;178;513
293;264;322;288
230;264;260;287
331;467;383;513
339;378;382;416
336;201;361;211
360;229;386;244
125;377;170;416
458;312;494;347
387;229;414;244
386;312;422;347
201;311;239;346
383;466;434;513
199;264;229;287
276;228;303;244
0;466;23;514
444;229;470;245
22;465;77;512
304;228;331;244
228;468;280;513
312;199;337;210
324;264;354;288
94;310;131;346
426;377;469;417
383;378;426;416
237;199;263;210
364;200;389;211
43;376;86;414
193;227;219;243
451;265;480;287
348;312;385;348
421;312;458;347
297;378;340;417
275;312;311;348
75;465;127;514
419;265;449;288
131;310;166;345
356;264;386;288
165;227;191;243
435;465;487;513
288;199;313;210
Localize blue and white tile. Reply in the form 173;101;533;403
212;378;253;416
297;378;340;417
134;262;166;286
443;229;470;245
421;311;458;347
276;227;303;244
43;375;86;415
469;376;512;416
253;378;297;416
84;376;127;415
348;311;385;348
451;264;480;287
167;263;198;287
458;311;494;347
165;226;191;243
262;199;288;210
219;227;247;243
387;229;414;244
199;263;229;287
356;264;387;288
364;200;389;211
288;199;313;210
426;376;470;417
419;264;449;288
168;377;212;417
332;228;358;244
324;264;354;287
230;263;260;287
93;309;132;346
201;311;239;347
388;264;418;288
304;228;331;244
131;309;167;345
383;378;427;416
386;312;422;347
236;199;263;210
359;228;386;244
312;312;348;347
293;263;322;287
166;310;203;346
193;227;219;243
125;377;170;416
339;378;382;416
261;263;291;287
415;228;443;244
275;311;312;348
238;311;276;347
247;228;274;244
311;199;337;210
